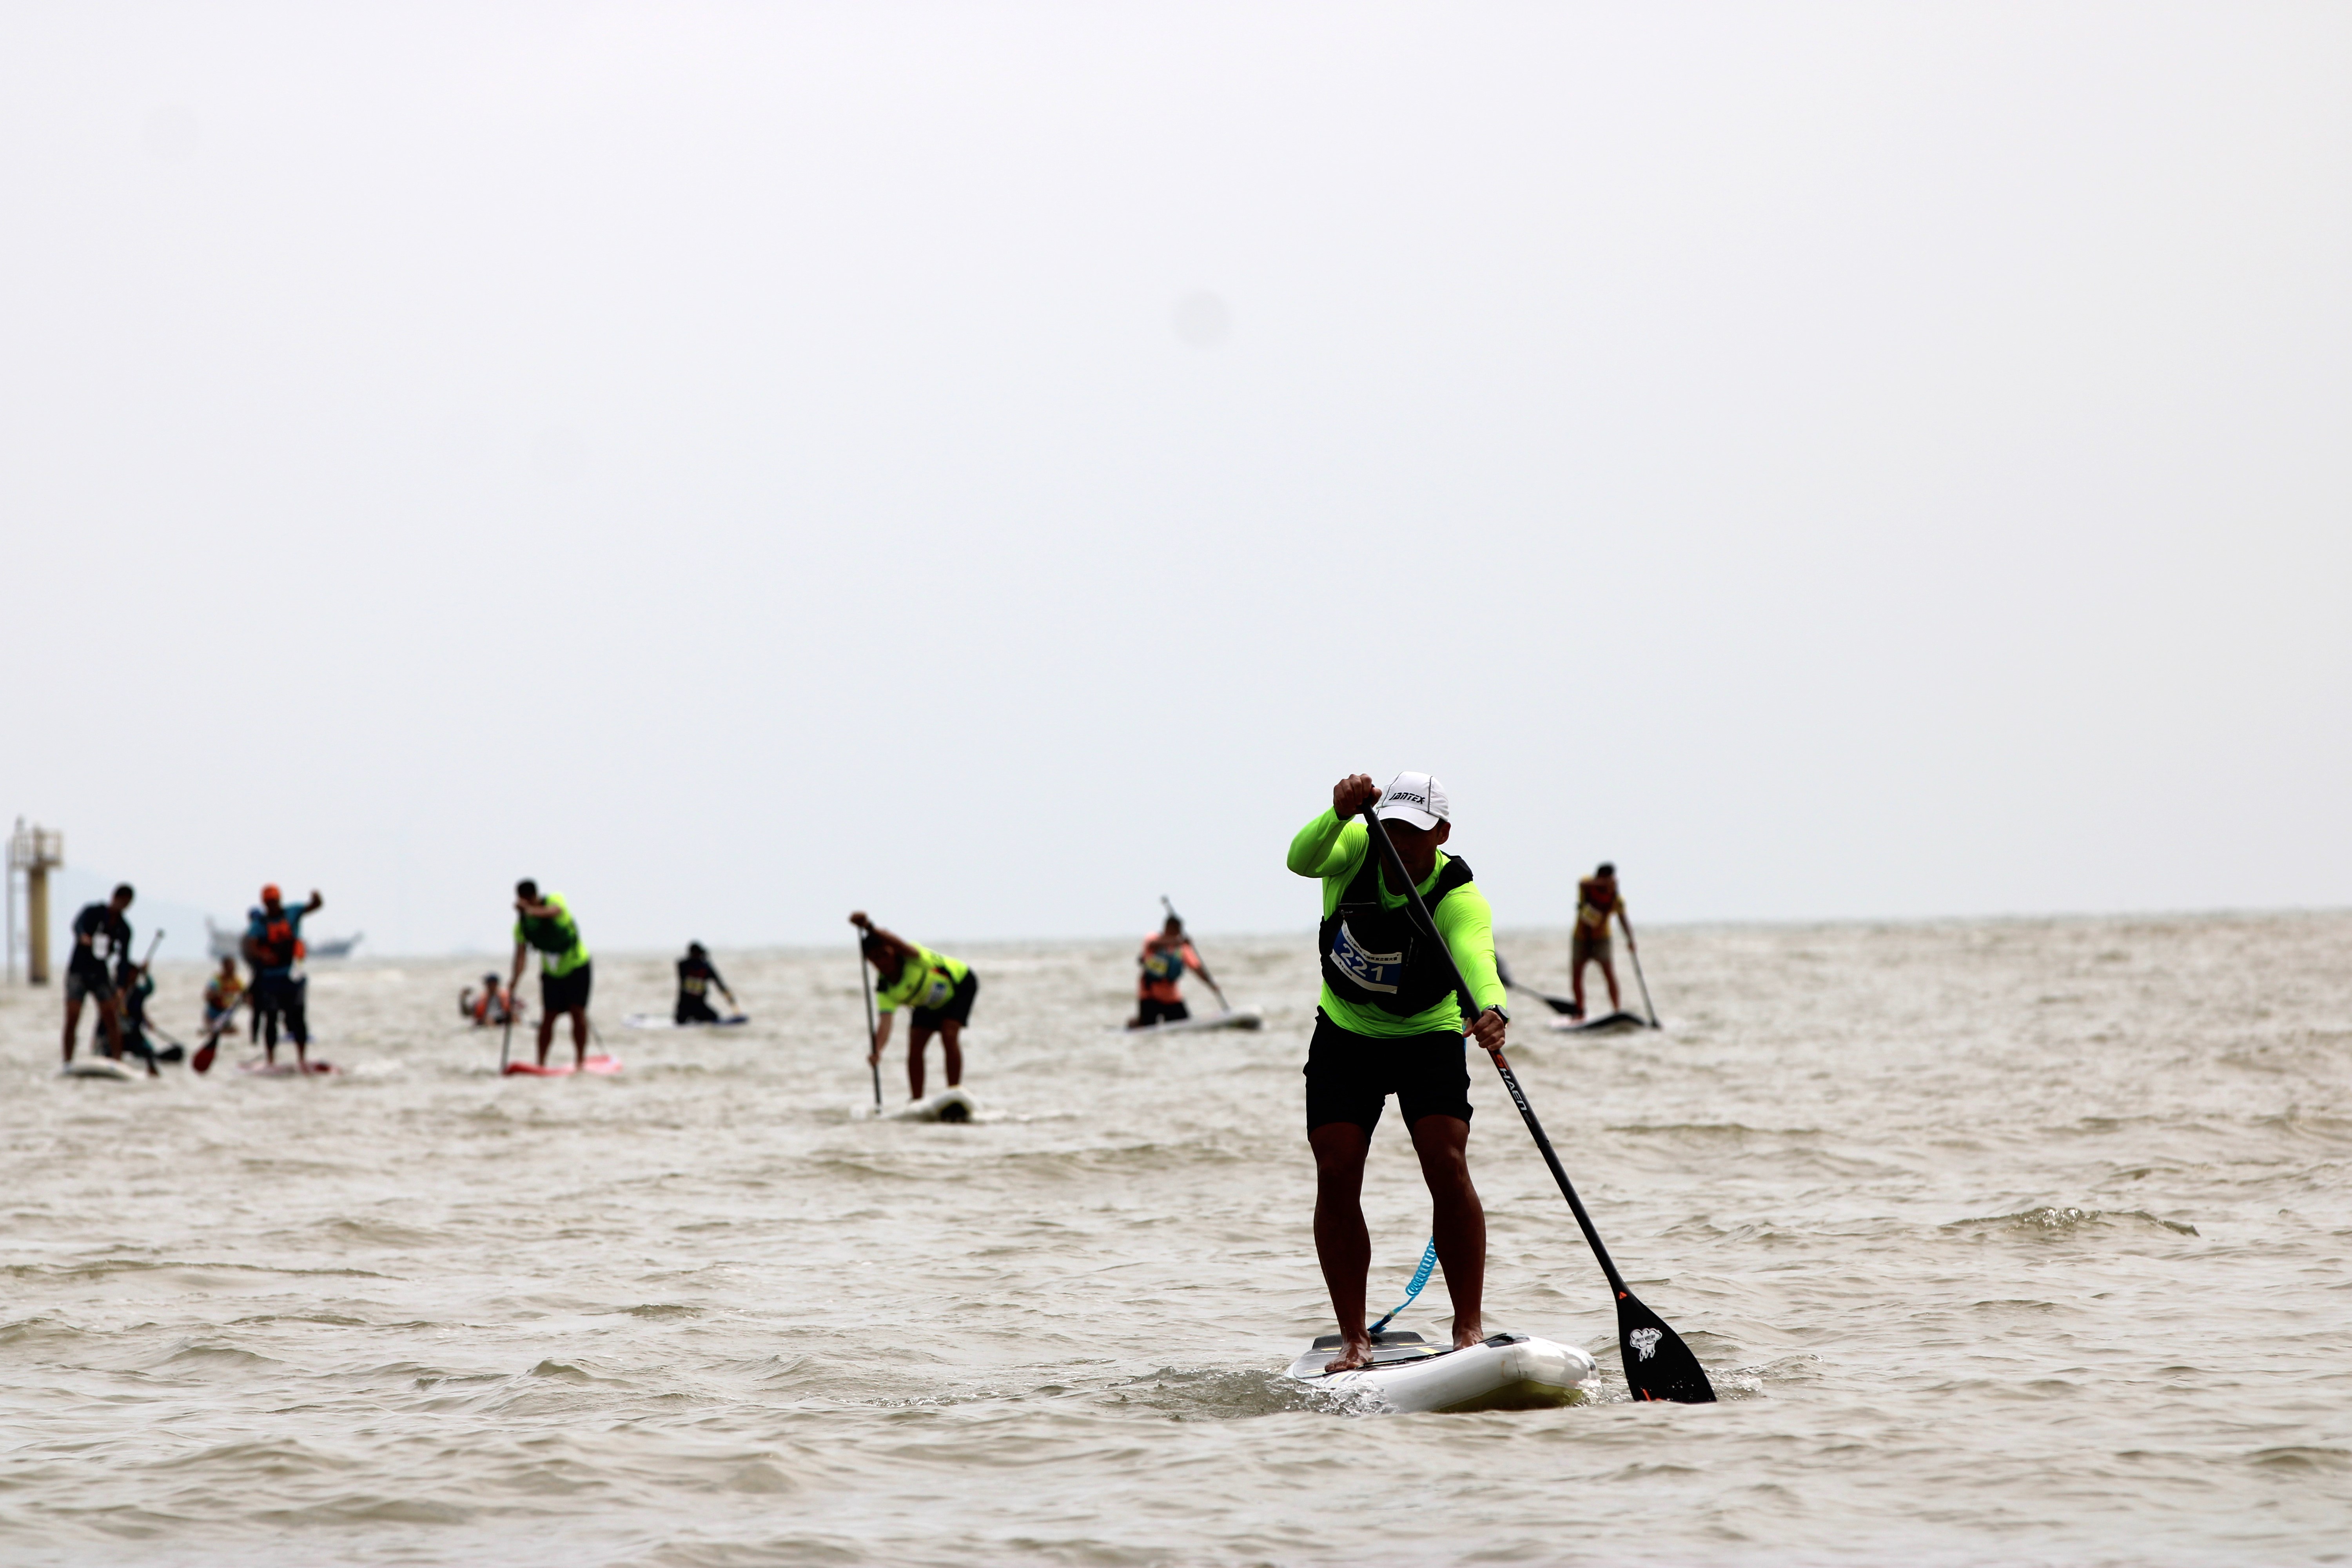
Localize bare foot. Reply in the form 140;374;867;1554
1451;1316;1484;1351
1324;1334;1371;1373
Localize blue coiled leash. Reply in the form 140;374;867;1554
1368;1237;1437;1335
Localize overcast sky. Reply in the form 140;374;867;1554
6;3;2348;963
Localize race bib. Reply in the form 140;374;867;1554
920;972;954;1008
1330;920;1402;994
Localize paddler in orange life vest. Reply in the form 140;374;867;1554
1289;771;1510;1373
1569;862;1632;1021
851;912;978;1101
1131;915;1207;1028
461;972;515;1027
243;883;324;1070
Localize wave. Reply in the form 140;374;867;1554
1944;1206;2199;1236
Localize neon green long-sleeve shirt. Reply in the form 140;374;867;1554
1287;807;1507;1037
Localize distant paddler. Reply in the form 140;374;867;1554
203;956;247;1034
850;912;978;1101
509;880;592;1071
1570;862;1630;1022
61;883;135;1067
1289;771;1509;1373
244;884;323;1072
674;942;739;1024
1130;913;1209;1029
460;972;517;1027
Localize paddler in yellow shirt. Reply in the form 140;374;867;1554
1289;771;1509;1372
851;912;978;1101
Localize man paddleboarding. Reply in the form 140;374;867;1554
1289;771;1509;1373
243;884;323;1071
674;942;737;1024
851;912;977;1101
61;884;135;1066
1570;862;1631;1021
1131;914;1207;1028
509;880;592;1071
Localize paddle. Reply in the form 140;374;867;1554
193;974;248;1075
857;932;882;1110
1493;951;1579;1016
1622;911;1662;1029
1160;895;1231;1013
499;968;520;1073
1355;805;1716;1403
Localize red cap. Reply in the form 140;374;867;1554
261;883;281;902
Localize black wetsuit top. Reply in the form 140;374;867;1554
677;955;728;1022
71;902;130;982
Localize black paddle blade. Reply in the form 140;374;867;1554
1614;1289;1716;1403
1493;953;1582;1016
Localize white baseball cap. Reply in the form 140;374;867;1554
1375;771;1450;831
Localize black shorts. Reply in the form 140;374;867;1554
676;993;720;1024
541;962;593;1015
65;963;114;1004
910;968;978;1029
1303;1009;1473;1135
1136;996;1190;1027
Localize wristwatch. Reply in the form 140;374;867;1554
1487;1005;1510;1024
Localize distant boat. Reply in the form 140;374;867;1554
205;918;363;962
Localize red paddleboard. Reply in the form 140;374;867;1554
503;1055;621;1077
239;1059;337;1076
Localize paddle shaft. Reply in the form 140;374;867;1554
500;967;518;1072
1160;895;1230;1013
1352;810;1634;1298
858;933;881;1108
1621;911;1660;1028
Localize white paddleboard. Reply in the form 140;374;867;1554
1286;1330;1596;1414
622;1013;750;1030
58;1057;142;1080
860;1086;977;1123
1114;1009;1264;1037
238;1059;339;1076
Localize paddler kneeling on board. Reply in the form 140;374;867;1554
1130;915;1207;1029
203;956;246;1034
674;942;737;1024
851;913;978;1101
461;972;516;1027
1289;771;1509;1374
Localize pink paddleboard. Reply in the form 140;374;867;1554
503;1055;621;1077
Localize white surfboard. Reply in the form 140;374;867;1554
1285;1330;1597;1414
622;1013;750;1030
1113;1009;1264;1037
58;1057;142;1080
859;1086;977;1123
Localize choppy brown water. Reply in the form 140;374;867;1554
4;914;2349;1566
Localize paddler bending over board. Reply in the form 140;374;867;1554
1289;771;1509;1374
1130;915;1207;1028
851;913;978;1101
509;880;593;1072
